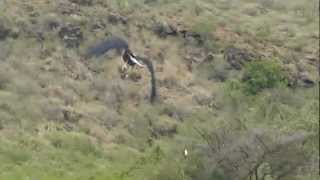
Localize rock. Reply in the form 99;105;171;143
0;23;18;40
180;30;203;45
151;120;177;138
150;21;204;44
0;24;11;40
224;46;256;70
57;2;80;15
161;106;188;122
69;0;93;6
298;72;316;88
58;24;83;48
285;63;317;88
62;108;82;123
203;53;215;63
47;19;61;30
152;21;178;38
41;14;61;31
108;14;128;25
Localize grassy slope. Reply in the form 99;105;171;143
0;0;319;179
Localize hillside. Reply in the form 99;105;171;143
0;0;319;180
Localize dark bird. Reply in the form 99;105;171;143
85;36;157;103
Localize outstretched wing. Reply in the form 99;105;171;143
85;36;129;59
137;56;157;103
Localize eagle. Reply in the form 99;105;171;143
84;36;157;103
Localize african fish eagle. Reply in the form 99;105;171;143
84;36;157;103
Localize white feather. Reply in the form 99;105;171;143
184;149;188;156
130;55;145;67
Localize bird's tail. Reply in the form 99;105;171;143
138;57;157;103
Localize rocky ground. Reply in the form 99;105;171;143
0;0;319;180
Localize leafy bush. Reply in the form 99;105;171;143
243;60;287;94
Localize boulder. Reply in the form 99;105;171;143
224;46;256;70
298;72;316;88
179;29;203;45
285;63;317;88
57;2;80;15
152;21;178;38
150;20;204;45
47;19;61;30
62;108;82;123
69;0;93;6
108;14;128;25
160;106;189;122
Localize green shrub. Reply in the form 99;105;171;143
243;60;287;94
